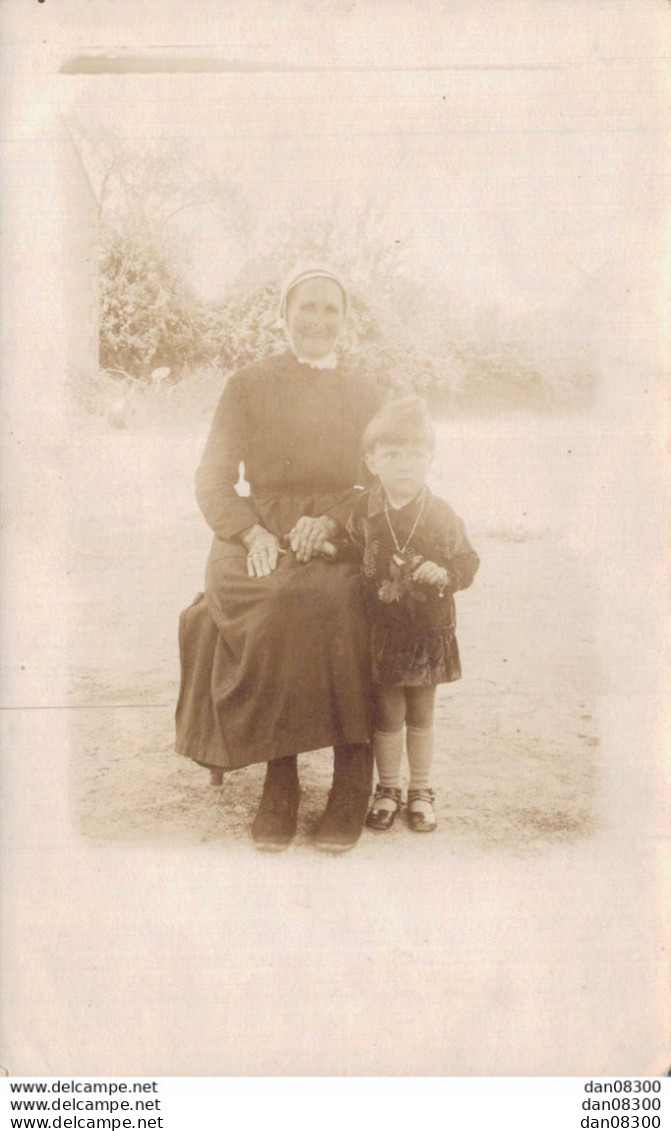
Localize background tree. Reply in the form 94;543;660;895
69;122;596;417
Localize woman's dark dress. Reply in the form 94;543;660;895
175;351;381;771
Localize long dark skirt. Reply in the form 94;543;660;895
175;539;373;771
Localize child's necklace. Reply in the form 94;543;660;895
384;487;426;566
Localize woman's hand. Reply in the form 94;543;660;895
241;524;281;578
413;560;449;589
288;515;339;562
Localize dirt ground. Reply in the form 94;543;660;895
67;414;599;855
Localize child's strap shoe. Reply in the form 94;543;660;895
366;785;403;832
407;788;437;833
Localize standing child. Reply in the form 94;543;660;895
345;396;479;833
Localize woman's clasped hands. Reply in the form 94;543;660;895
243;515;339;578
288;515;338;562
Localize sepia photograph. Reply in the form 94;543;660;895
1;0;668;1082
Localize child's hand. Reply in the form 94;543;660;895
413;560;448;588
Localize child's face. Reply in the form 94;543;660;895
365;441;433;505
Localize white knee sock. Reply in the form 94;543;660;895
406;725;434;791
373;729;404;789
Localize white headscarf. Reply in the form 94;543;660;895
276;261;348;369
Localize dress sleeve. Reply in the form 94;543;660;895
431;503;480;593
321;377;385;528
329;497;366;563
345;505;366;549
323;487;362;529
195;373;260;541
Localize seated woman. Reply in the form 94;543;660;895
176;263;383;852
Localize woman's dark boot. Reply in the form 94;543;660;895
251;756;300;851
313;743;373;852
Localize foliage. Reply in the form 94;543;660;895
202;280;285;372
81;132;596;417
99;229;210;379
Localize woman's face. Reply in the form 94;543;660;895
285;278;346;360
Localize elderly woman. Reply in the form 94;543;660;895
176;263;382;852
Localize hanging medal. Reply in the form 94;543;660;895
384;487;426;566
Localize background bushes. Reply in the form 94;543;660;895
83;137;596;421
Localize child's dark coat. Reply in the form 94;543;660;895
345;485;479;687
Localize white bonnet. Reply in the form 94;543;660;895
276;261;349;326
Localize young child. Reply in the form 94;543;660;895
345;396;479;833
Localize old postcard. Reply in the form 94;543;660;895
0;0;668;1079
